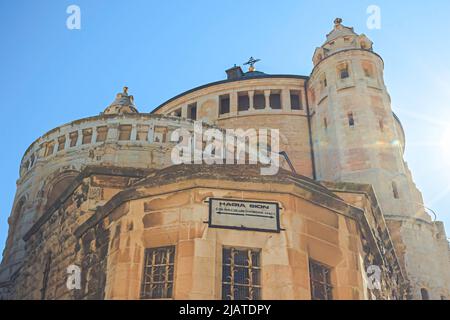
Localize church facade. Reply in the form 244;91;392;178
0;19;449;300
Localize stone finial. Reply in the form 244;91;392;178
103;87;138;115
334;18;343;27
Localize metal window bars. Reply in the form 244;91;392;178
309;259;333;300
222;248;261;300
140;246;175;299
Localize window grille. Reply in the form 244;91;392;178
222;247;261;300
309;260;333;300
141;246;175;299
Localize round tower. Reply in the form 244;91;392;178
0;88;203;291
308;19;450;299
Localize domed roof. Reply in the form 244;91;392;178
103;87;139;115
242;70;267;78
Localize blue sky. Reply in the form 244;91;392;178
1;0;450;255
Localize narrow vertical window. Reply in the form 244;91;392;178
118;125;132;141
187;103;197;120
57;136;66;152
222;247;261;300
338;63;350;79
69;131;78;147
324;117;328;130
82;128;93;145
136;125;149;141
362;62;374;78
290;90;302;110
421;288;430;300
392;181;400;199
253;91;265;110
44;141;55;157
238;92;249;111
96;126;108;142
141;246;175;299
309;260;333;300
269;91;281;109
219;95;230;115
348;112;355;127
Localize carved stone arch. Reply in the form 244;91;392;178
10;194;28;223
2;194;29;263
42;169;80;212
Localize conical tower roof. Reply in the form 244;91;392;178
103;87;138;115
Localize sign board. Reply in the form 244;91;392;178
208;198;280;233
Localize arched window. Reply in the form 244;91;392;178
44;171;79;211
392;182;400;199
421;288;429;300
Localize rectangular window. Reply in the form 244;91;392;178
348;112;355;127
253;91;265;110
57;136;66;152
219;95;230;115
141;246;175;299
309;260;333;300
44;141;55;157
339;63;350;79
222;247;261;300
96;126;108;142
137;125;149;141
290;90;302;110
362;62;374;78
324;117;328;129
238;92;250;111
69;131;78;147
187;103;197;120
269;91;281;109
82;128;93;145
119;125;132;141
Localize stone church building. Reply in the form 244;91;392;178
1;19;449;300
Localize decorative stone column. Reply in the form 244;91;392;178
264;90;271;110
230;92;238;115
148;124;155;143
181;105;188;118
91;128;98;144
249;91;255;111
282;89;291;111
130;124;137;141
75;129;83;147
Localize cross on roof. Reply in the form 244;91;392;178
243;57;261;71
